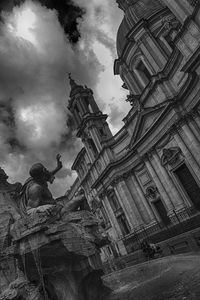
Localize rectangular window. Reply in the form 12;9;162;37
136;60;152;83
85;98;93;113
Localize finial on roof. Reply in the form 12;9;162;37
68;73;78;89
68;73;85;98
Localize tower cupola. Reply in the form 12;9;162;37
67;75;113;163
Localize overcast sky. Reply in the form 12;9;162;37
0;0;130;196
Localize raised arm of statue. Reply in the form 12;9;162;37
51;154;63;176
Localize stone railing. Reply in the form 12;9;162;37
122;206;200;253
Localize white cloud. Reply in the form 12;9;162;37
0;0;130;196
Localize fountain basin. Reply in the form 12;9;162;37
104;253;200;300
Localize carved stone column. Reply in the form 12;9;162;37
127;173;155;224
161;0;193;23
173;129;200;178
74;110;81;125
89;126;103;153
114;179;143;228
153;151;185;209
187;115;200;143
101;195;122;239
180;122;200;168
144;155;174;213
79;97;88;115
194;110;200;130
82;138;94;164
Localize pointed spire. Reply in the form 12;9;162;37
68;73;84;97
68;73;78;90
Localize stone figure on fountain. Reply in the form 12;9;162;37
0;156;111;300
17;154;90;217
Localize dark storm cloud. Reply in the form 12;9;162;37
0;0;127;196
0;0;85;43
0;0;103;196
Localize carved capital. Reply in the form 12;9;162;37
145;185;159;200
111;177;121;186
125;94;142;111
91;197;102;210
161;147;181;167
146;147;155;159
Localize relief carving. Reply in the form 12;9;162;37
145;186;160;201
125;94;143;111
161;147;182;167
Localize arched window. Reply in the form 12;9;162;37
85;98;93;113
74;104;82;118
88;138;98;158
135;59;152;88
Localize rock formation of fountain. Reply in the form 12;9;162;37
0;165;111;300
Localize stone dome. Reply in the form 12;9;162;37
116;0;165;56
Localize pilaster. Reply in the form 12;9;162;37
144;155;174;213
113;179;143;228
102;196;122;239
187;117;200;143
180;122;200;168
127;173;155;224
173;129;200;178
161;0;193;24
153;151;185;209
89;127;102;152
194;110;200;129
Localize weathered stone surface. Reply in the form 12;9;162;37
0;171;110;300
0;276;43;300
10;206;104;257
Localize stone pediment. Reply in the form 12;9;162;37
128;103;169;148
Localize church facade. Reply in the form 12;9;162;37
66;0;200;258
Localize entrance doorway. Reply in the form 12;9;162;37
154;199;170;225
174;163;200;209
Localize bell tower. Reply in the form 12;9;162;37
67;74;113;162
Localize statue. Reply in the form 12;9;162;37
18;154;89;217
0;158;111;300
18;154;62;216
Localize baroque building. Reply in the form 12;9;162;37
66;0;200;258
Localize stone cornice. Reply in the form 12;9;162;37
122;47;181;124
71;147;86;171
115;11;198;114
181;47;200;73
76;113;108;138
91;103;199;190
128;103;171;148
114;8;169;75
